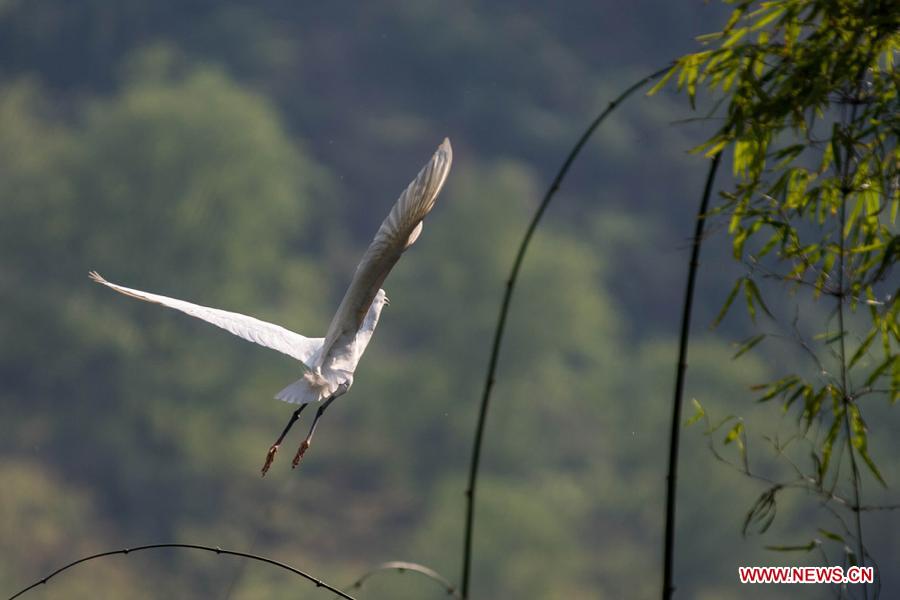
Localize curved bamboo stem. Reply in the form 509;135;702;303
662;152;721;599
8;543;356;600
460;65;672;599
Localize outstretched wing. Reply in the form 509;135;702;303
89;271;324;368
319;138;453;362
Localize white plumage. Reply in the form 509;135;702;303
87;272;326;367
91;138;452;472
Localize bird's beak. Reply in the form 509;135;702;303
384;296;391;306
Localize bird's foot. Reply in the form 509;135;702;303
261;444;280;477
292;440;311;469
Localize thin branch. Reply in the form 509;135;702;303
345;561;461;598
835;23;876;595
838;154;868;593
662;151;722;600
857;503;900;512
815;542;844;600
7;543;356;600
702;410;900;515
459;64;671;599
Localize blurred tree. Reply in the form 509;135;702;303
0;50;333;594
0;2;896;599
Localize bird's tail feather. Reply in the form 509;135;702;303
274;371;332;405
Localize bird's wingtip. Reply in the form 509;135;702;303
88;270;106;284
438;138;452;162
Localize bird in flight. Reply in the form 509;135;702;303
90;138;452;475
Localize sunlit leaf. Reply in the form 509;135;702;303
646;65;678;96
685;398;706;426
723;420;744;447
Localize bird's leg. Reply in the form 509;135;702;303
292;395;338;468
261;404;308;476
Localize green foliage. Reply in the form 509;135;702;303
655;0;899;577
0;58;334;593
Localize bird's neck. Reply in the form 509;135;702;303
362;299;386;333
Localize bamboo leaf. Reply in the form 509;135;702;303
756;230;782;258
696;32;724;43
817;528;845;543
848;328;877;370
690;135;727;156
819;413;843;480
723;7;743;33
831;124;843;173
784;384;808;411
744;278;774;319
685;398;706;426
705;413;738;435
733;138;751;177
743;486;780;536
721;27;749;49
814;329;845;345
723;421;745;456
704;138;729;158
733;334;765;359
844;194;864;238
750;5;785;31
712;277;744;328
757;375;800;403
803;386;827;429
871;235;899;282
864;355;896;387
741;277;774;322
849;404;887;487
743;277;758;321
858;448;887;487
766;541;817;552
646;65;678;96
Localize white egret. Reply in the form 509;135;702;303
90;138;452;474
